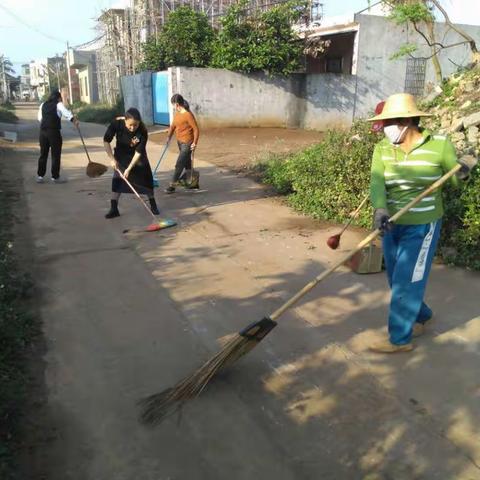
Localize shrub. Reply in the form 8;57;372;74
2;101;15;111
257;121;480;270
441;168;480;270
138;7;215;72
211;0;306;75
76;99;124;125
0;107;18;123
260;121;379;228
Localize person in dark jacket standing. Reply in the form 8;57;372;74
103;108;159;219
37;90;78;183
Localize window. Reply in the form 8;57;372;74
326;57;343;74
405;58;427;97
80;78;84;97
84;77;88;98
310;2;323;22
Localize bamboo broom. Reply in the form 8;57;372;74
138;163;462;426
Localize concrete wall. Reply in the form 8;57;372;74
121;71;154;125
119;13;480;130
79;69;90;104
303;74;356;130
170;67;304;128
169;67;355;130
354;14;480;118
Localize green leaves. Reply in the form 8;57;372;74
388;1;434;24
211;0;306;75
258;119;480;270
139;7;215;71
260;121;379;228
137;1;306;76
389;43;418;60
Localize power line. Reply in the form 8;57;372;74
0;2;66;43
73;34;106;50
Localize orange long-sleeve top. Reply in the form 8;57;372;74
168;111;199;145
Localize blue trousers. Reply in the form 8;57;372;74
382;220;442;345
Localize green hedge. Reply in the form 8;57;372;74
76;100;123;125
260;121;378;228
2;101;15;111
0;107;18;124
257;120;480;270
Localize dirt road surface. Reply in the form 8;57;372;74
150;127;321;170
1;104;480;480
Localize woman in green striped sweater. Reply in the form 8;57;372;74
367;93;476;353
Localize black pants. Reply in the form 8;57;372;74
38;129;63;179
172;141;192;183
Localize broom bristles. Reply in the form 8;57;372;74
139;333;246;425
138;317;277;426
86;162;108;178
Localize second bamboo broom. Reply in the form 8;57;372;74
139;164;462;426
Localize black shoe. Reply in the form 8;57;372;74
105;199;120;219
164;186;175;194
149;197;160;215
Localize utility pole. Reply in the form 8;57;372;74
66;41;73;105
0;54;6;102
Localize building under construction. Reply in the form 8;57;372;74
95;0;324;104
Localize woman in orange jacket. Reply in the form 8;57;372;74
164;94;200;193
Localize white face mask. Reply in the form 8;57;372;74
384;125;408;144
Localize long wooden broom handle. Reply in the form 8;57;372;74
191;150;195;183
115;167;157;221
152;140;170;176
270;163;461;322
76;125;92;164
338;194;369;235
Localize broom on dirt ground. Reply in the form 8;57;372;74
138;163;462;426
115;168;177;233
327;194;369;250
76;125;108;178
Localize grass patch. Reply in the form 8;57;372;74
0;151;38;478
76;100;124;125
0;107;18;124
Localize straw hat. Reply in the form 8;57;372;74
368;93;432;121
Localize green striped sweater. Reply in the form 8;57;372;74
370;130;459;225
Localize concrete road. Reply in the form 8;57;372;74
3;104;480;479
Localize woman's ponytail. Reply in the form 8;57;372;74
171;93;190;112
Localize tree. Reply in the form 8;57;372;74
138;7;215;72
387;0;480;82
211;0;306;76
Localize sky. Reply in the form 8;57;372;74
1;0;480;74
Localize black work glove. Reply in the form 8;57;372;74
374;208;393;235
457;154;478;180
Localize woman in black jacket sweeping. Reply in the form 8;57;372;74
37;90;79;183
103;108;159;218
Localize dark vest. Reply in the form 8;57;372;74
40;101;61;130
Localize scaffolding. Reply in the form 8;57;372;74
95;0;323;104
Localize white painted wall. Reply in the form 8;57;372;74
170;67;304;128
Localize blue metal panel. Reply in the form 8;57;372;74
152;72;170;125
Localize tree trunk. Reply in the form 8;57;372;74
430;0;480;63
425;20;443;82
